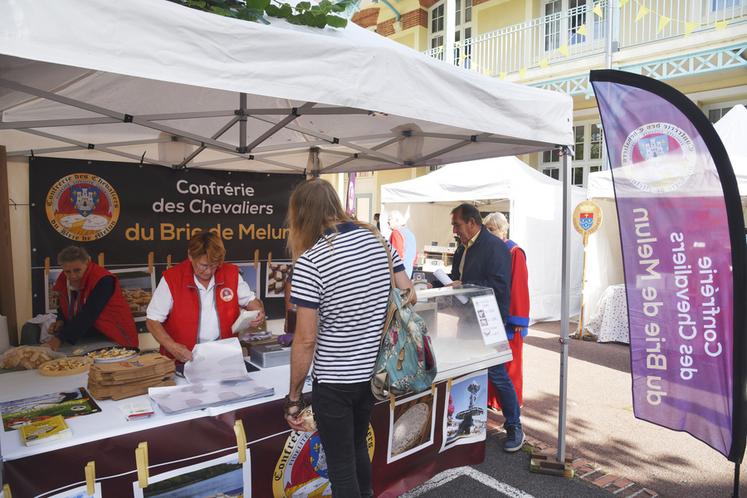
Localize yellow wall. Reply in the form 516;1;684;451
391;30;417;49
374;168;417;211
476;0;527;35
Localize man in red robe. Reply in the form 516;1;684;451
484;212;530;408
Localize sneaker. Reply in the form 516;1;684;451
503;425;525;452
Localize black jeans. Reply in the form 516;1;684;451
312;380;375;498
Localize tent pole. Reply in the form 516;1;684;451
733;459;741;498
239;93;247;153
557;145;572;463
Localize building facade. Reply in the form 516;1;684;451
352;0;747;188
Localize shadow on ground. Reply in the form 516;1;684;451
528;321;631;374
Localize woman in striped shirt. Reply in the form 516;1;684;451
284;178;412;498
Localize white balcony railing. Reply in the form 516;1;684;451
424;0;747;76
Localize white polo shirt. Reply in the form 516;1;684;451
147;274;255;344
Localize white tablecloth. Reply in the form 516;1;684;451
585;284;629;344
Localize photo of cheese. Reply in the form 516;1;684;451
387;390;436;462
391;402;431;456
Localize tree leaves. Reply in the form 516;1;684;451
169;0;350;29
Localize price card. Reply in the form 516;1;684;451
470;295;508;346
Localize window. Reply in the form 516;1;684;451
704;100;745;123
590;123;603;160
568;0;586;45
544;0;562;51
540;121;604;187
712;0;740;11
543;148;560;163
430;3;444;50
429;0;472;63
542;0;607;54
542;167;560;180
574;125;584;161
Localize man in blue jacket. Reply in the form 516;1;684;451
436;203;524;452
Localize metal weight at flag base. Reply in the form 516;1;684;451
570;200;603;341
585;69;747;495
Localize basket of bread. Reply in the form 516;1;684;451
0;346;64;370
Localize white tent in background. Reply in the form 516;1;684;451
381;156;586;322
584;104;747;326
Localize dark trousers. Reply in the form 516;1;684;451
312;380;375;498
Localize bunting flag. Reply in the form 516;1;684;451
684;21;698;36
539;58;549;69
558;45;570;57
499;72;507;80
518;68;527;79
619;0;629;7
635;4;650;22
657;15;671;34
593;3;604;18
590;69;747;461
715;20;729;30
576;24;588;36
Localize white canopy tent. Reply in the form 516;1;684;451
0;0;581;463
381;157;586;322
0;0;572;172
584;104;747;326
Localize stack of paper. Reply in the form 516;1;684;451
149;338;274;414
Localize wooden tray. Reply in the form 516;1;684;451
38;356;93;377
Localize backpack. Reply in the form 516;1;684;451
371;237;437;401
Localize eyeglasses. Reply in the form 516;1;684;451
195;262;220;272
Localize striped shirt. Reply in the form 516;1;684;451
291;222;404;383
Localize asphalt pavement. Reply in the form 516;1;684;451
402;321;744;497
401;430;614;498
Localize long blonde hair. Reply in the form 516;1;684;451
287;178;370;260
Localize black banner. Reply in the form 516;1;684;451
29;157;304;319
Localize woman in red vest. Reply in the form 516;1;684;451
146;231;265;363
46;246;138;350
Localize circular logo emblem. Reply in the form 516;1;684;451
45;173;120;241
572;200;603;239
273;426;375;497
620;122;696;194
220;287;235;302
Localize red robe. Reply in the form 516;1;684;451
489;240;530;408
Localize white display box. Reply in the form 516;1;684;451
414;285;513;380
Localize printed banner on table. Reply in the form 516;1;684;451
590;70;747;461
29;157;304;318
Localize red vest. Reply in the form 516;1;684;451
161;260;241;356
53;262;139;347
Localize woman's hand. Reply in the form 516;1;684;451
284;395;306;431
249;308;265;328
166;342;193;363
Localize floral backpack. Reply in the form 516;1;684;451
371;236;437;401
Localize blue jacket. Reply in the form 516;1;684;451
448;227;512;324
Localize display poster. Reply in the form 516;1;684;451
132;452;251;498
387;388;437;463
272;425;375;497
470;295;507;346
29;157;305;319
0;388;101;431
591;70;747;461
441;370;488;452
